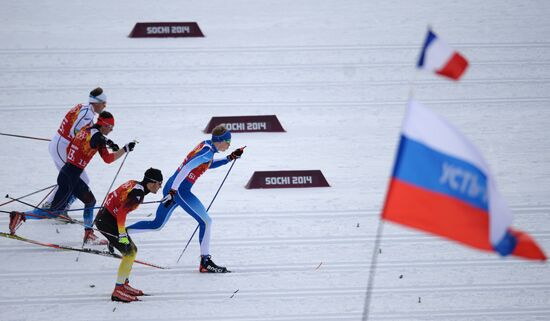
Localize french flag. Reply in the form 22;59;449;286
382;100;546;261
417;29;469;80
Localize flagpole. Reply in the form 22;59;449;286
361;217;385;321
361;34;425;320
361;106;407;320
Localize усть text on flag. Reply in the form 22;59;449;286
417;29;469;81
382;100;546;261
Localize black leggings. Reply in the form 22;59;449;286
50;163;96;228
95;208;137;256
51;163;95;211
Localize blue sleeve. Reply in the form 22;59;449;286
170;147;213;190
210;157;230;169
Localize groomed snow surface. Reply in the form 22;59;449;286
1;1;549;320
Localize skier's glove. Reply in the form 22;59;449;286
227;147;246;161
124;141;136;153
118;233;131;253
106;139;120;151
119;233;130;245
161;189;177;208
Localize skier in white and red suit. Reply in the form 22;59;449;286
44;87;108;213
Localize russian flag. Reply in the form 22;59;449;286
417;29;469;80
382;100;546;261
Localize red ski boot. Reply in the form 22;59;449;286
9;211;26;235
111;285;139;302
83;229;108;245
122;280;144;296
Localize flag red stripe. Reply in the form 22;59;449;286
383;178;493;251
383;179;547;261
436;52;469;80
509;228;547;261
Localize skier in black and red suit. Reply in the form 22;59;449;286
9;111;135;245
95;167;163;302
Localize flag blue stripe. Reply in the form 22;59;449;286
392;135;489;211
417;29;437;68
493;230;517;255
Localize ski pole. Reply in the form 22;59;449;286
4;196;119;238
0;132;51;142
4;186;56;233
0;208;61;218
176;158;238;263
0;209;82;221
5;194;77;232
0;209;60;233
7;198;160;215
5;197;105;214
0;208;64;218
36;185;56;209
99;150;130;210
142;200;162;205
5;195;78;223
0;184;57;208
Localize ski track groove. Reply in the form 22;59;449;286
0;60;549;73
49;308;550;321
1;41;550;54
1;205;549;223
2;232;550;253
1;78;550;92
1;283;549;306
1;97;550;111
0;259;544;280
1;60;549;74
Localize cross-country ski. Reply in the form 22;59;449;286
0;232;166;270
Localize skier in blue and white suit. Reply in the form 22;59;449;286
127;125;245;273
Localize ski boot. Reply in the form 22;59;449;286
42;201;73;224
122;279;144;296
83;229;108;245
54;209;73;224
111;284;139;302
60;199;74;220
9;211;26;235
200;255;230;273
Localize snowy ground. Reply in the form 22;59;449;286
1;1;549;320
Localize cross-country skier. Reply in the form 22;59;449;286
44;87;108;214
127;125;244;273
9;111;135;244
95;167;163;302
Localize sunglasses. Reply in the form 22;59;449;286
146;178;163;187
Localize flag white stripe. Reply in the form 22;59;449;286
423;36;454;71
402;100;512;245
402;100;489;173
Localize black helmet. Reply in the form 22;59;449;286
143;168;163;184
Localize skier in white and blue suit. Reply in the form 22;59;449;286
127;125;245;273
